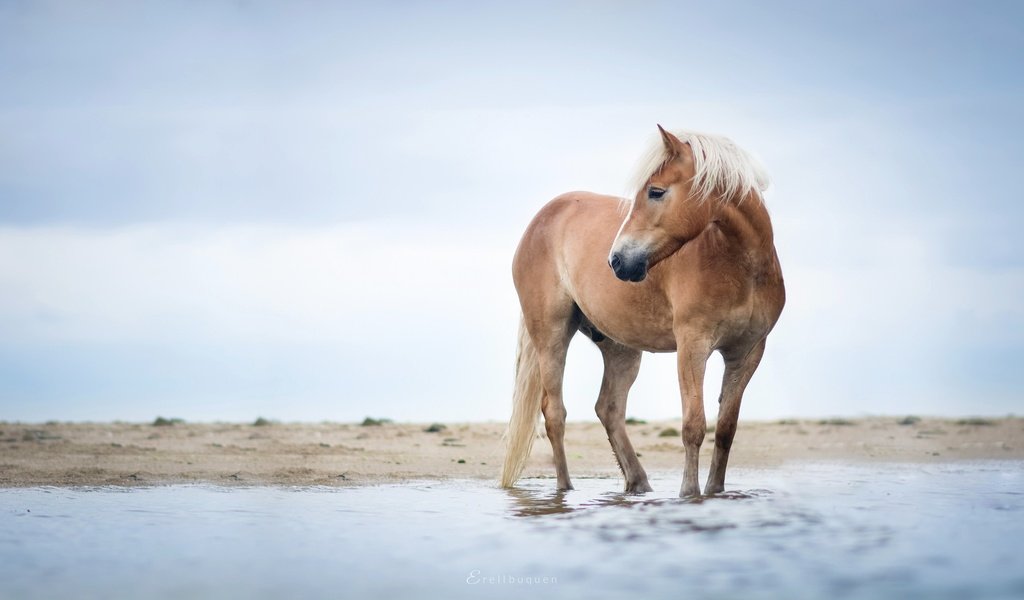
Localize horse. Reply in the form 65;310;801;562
500;126;785;497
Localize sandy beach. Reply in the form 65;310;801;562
0;417;1020;487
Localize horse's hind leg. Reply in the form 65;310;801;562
594;340;652;493
704;339;766;495
523;308;577;491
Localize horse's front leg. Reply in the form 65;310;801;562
705;340;766;495
675;331;712;497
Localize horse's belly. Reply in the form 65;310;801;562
602;320;677;353
574;287;677;352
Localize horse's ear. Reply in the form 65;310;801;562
657;125;686;157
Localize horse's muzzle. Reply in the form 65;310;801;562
609;251;648;282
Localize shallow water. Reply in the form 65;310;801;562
1;463;1023;600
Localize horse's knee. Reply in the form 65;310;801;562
682;416;705;448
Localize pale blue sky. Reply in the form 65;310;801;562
0;1;1021;422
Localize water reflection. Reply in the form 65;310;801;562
504;485;654;518
505;480;774;519
504;486;573;517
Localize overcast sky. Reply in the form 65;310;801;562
1;1;1021;423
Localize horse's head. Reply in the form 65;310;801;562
608;126;716;283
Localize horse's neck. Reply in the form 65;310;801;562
708;192;777;269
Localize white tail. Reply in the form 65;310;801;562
500;317;543;488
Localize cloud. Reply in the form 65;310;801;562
0;222;520;343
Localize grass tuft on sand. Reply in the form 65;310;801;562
956;417;996;426
818;418;855;426
152;417;185;427
361;417;393;427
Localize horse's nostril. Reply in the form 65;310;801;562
610;254;622;270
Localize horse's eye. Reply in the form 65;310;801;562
648;186;666;200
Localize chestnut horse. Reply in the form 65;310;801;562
501;126;785;497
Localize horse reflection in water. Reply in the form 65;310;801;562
503;480;773;530
502;127;785;497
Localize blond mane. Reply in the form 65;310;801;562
627;130;770;204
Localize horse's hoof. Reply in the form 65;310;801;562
679;484;701;498
625;480;653;494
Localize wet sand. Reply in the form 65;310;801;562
0;417;1020;487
